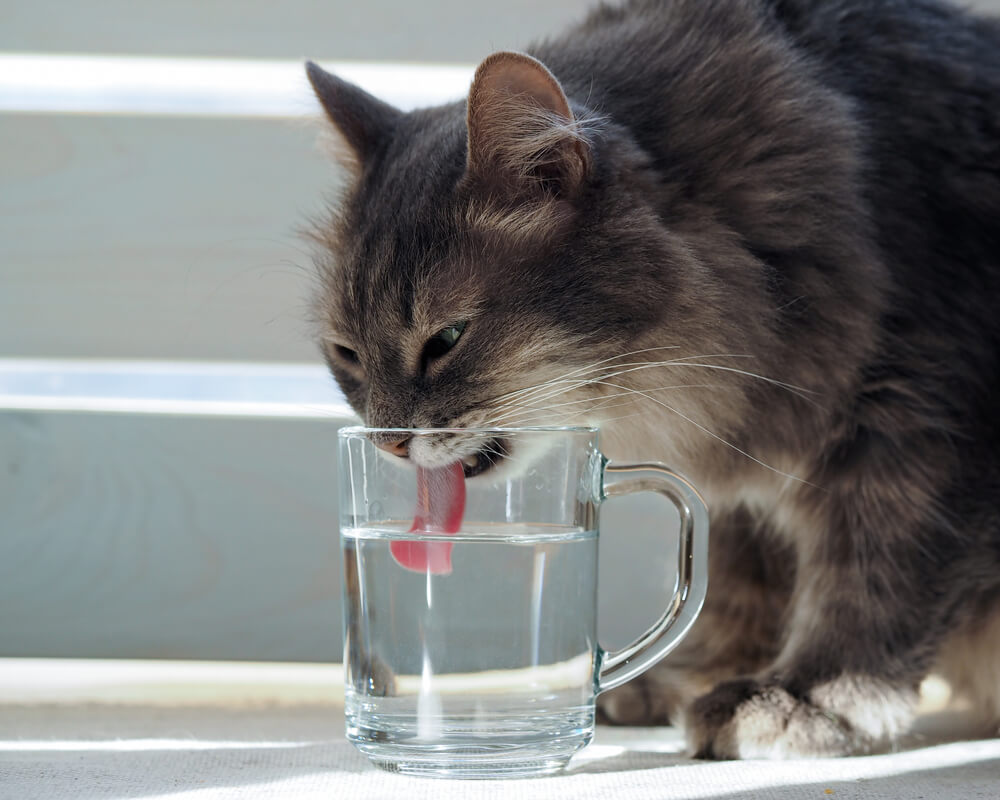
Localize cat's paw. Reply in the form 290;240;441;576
685;676;915;759
596;671;682;726
685;678;851;758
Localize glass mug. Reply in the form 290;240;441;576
338;426;708;778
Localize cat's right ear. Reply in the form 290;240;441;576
464;51;591;199
305;61;401;166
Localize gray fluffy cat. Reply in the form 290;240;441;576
304;0;1000;758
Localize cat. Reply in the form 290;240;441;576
302;0;1000;759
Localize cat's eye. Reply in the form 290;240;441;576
334;344;360;365
420;322;467;371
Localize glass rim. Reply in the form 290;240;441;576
338;424;598;437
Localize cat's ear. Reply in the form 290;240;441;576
306;61;401;165
465;51;590;198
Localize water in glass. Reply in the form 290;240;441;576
342;522;599;778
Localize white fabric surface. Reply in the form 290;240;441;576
5;704;1000;799
2;661;999;799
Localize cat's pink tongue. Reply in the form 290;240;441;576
391;461;466;575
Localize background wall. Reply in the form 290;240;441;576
1;0;596;364
3;0;998;363
2;0;999;662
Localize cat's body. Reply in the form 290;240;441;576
305;0;1000;757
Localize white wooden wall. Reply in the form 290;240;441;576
2;0;998;662
0;0;672;662
1;0;596;364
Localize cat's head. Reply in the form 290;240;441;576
305;52;748;475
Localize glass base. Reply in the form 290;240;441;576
346;697;595;778
352;739;587;779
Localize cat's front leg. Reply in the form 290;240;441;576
684;458;947;759
598;507;793;726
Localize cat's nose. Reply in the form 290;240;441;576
373;436;411;458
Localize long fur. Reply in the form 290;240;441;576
305;0;1000;758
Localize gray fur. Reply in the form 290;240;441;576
304;0;1000;758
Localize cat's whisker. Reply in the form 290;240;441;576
582;360;818;402
488;383;718;425
487;355;793;418
488;362;753;418
494;380;612;414
587;379;821;488
498;395;648;429
486;383;685;427
487;345;685;404
483;354;699;414
489;350;747;405
495;402;644;430
492;411;591;429
589;410;646;425
497;377;818;486
487;352;817;418
487;378;598;415
667;363;821;404
486;378;589;411
481;442;525;467
486;395;604;426
490;358;699;410
441;352;817;462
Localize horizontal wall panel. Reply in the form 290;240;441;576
2;0;995;63
0;113;339;362
0;0;594;62
0;392;675;661
0;408;349;661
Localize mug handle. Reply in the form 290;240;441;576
596;459;710;694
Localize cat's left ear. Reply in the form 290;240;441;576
465;51;591;198
306;60;401;166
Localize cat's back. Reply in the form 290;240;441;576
533;0;1000;364
767;0;1000;422
532;0;1000;455
767;0;1000;274
534;0;1000;193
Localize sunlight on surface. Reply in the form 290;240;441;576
2;660;997;798
0;739;318;752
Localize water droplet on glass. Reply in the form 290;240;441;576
368;501;383;518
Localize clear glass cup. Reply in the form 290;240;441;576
338;425;708;778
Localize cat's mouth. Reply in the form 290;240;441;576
459;437;508;479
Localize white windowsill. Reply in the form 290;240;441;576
0;658;345;707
